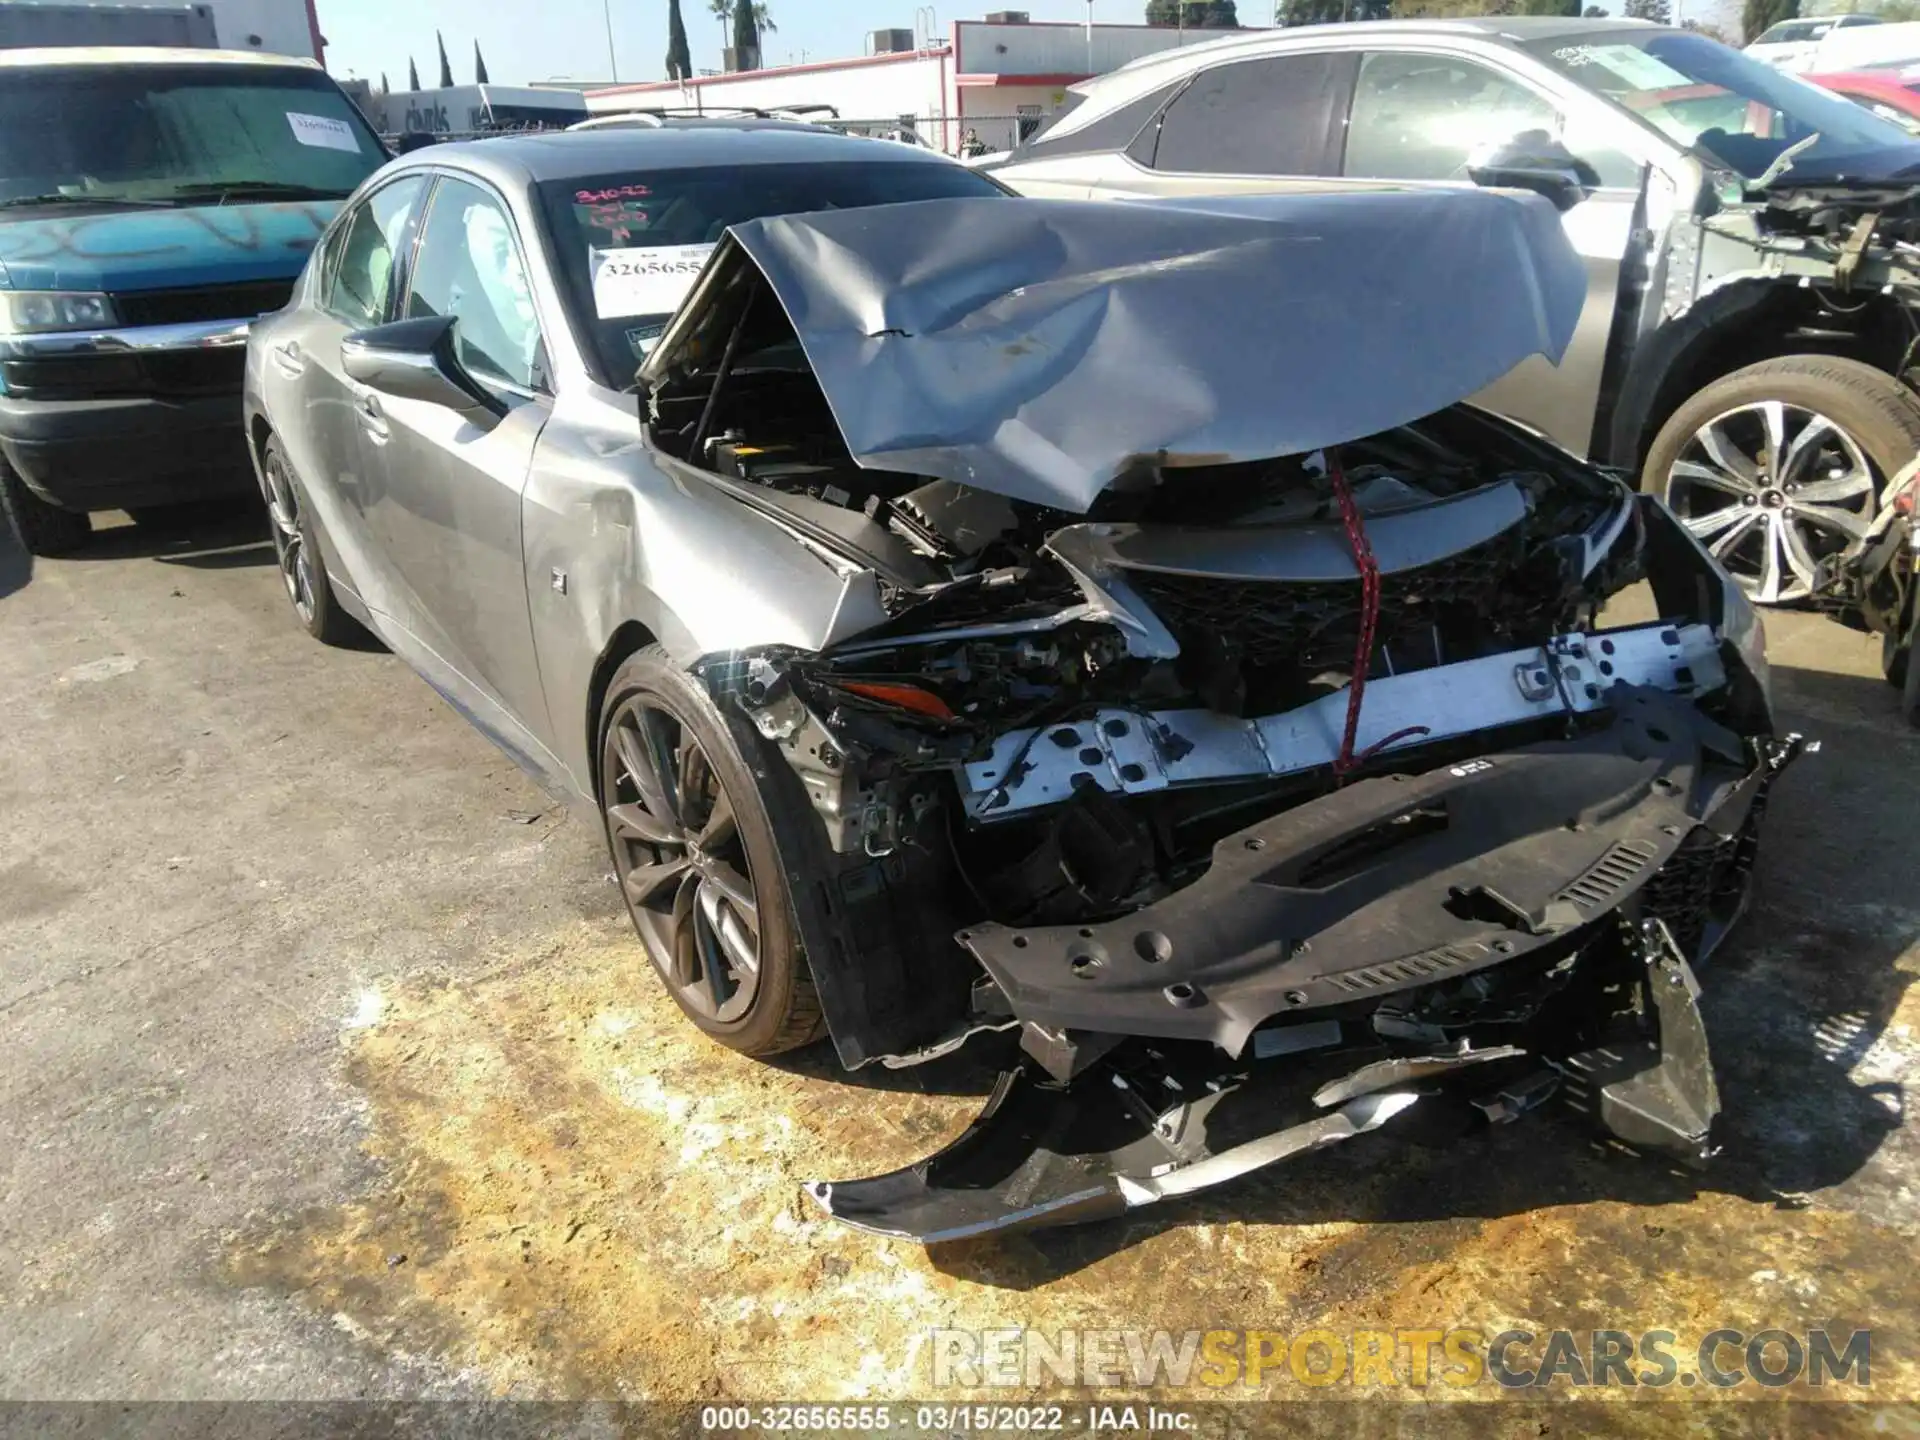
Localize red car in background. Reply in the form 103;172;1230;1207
1809;70;1920;135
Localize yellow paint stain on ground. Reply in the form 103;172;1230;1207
224;919;1920;1411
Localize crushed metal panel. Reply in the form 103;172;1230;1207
670;190;1587;513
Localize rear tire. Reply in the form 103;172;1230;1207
259;435;364;647
597;644;825;1057
0;454;90;556
1643;356;1920;606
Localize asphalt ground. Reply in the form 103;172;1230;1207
2;501;1915;1433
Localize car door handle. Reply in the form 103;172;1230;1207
269;340;305;378
356;392;390;443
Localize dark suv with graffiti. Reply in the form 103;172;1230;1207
0;47;386;554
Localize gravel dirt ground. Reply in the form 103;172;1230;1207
2;501;1917;1428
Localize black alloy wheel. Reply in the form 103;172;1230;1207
258;436;365;646
597;646;823;1054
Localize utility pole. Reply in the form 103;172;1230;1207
603;0;620;82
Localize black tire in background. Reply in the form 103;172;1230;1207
597;644;825;1056
1643;356;1920;605
259;435;365;647
1903;598;1920;728
0;454;89;557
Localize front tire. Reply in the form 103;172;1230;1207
1643;356;1920;606
259;435;364;646
597;645;824;1056
0;454;90;556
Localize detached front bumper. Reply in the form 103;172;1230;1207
811;699;1807;1243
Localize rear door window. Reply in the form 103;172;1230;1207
1149;54;1354;176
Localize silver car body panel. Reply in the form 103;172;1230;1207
248;128;1004;801
647;189;1586;513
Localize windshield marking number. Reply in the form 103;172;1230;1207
287;112;362;153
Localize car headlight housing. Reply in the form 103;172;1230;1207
0;291;118;336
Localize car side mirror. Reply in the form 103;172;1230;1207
1468;160;1593;212
1467;132;1598;213
341;315;502;429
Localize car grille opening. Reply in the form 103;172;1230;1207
1640;798;1766;958
2;348;244;401
1128;527;1526;672
112;279;295;328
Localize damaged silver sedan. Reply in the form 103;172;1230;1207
245;125;1800;1244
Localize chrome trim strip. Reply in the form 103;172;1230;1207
0;317;251;360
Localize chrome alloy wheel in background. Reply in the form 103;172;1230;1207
1664;400;1878;605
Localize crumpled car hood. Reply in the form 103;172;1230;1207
645;191;1586;513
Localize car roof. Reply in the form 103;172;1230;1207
386;122;969;191
1027;17;1668;142
0;46;321;70
1099;13;1661;77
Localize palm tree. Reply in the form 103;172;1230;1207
709;0;777;50
666;0;693;80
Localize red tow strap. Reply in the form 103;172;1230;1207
1326;447;1429;783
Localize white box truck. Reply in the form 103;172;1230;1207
0;1;321;64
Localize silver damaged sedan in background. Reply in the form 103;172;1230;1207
246;125;1802;1243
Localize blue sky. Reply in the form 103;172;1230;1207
316;0;1138;88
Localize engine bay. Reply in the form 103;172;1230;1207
645;284;1720;989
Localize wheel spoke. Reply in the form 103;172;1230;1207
702;882;760;979
1699;421;1761;486
670;873;703;989
614;714;678;829
1682;505;1753;542
265;465;301;537
1776;412;1834;485
607;801;678;846
686;881;730;1014
1671;459;1753;497
1759;401;1788;480
1781;518;1824;595
701;859;758;929
1755;515;1787;605
1796;501;1868;541
696;786;737;851
678;735;708;817
1793;468;1873;505
625;853;690;907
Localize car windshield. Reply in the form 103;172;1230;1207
536;159;1009;386
0;64;384;210
1523;30;1920;184
1757;18;1854;42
